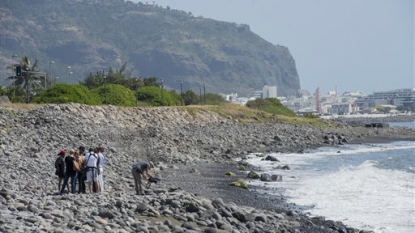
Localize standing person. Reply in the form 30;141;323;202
77;146;87;194
131;161;154;195
97;146;105;193
55;150;69;193
84;148;100;193
73;149;84;193
60;149;77;194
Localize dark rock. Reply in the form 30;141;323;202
203;227;218;233
264;155;279;162
135;203;149;213
232;211;248;223
98;209;116;219
185;202;200;213
260;174;271;182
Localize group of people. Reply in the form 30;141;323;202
55;144;158;196
54;146;105;195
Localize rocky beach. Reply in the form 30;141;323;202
0;103;414;233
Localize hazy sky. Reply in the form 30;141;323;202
134;0;414;95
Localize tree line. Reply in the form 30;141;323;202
1;56;297;118
1;56;226;107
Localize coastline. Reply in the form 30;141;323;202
159;137;414;232
0;104;414;232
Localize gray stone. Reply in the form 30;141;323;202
0;104;407;233
98;209;116;219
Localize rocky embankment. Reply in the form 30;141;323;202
0;103;414;233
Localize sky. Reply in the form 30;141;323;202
133;0;414;95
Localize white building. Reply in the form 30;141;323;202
220;93;239;102
328;103;359;115
355;88;415;109
262;85;277;98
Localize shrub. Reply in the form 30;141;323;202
181;90;198;105
168;90;184;106
303;112;319;118
246;98;296;117
32;84;101;105
137;86;183;106
91;84;136;106
204;93;227;105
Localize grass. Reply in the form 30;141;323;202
178;103;331;128
1;102;335;129
0;102;43;111
179;103;272;122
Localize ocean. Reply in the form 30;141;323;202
241;122;415;233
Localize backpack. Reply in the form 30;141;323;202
73;157;82;172
84;152;99;169
78;153;91;175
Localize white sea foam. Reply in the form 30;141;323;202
286;161;415;233
240;142;415;233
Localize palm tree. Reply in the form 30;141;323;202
6;56;45;102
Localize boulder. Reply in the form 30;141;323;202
247;171;260;179
229;180;248;190
260;174;271;182
264;155;279;162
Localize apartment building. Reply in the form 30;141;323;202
355;88;415;109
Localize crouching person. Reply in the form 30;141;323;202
132;161;154;195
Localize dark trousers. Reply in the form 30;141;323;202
61;172;77;194
77;172;86;194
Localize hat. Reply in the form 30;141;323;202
58;150;66;155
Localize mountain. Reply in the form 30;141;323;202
0;0;301;96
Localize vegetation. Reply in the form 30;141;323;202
246;98;296;117
137;86;183;107
204;93;227;105
0;86;6;96
4;56;48;103
303;112;319;118
181;90;199;106
0;56;322;128
178;103;328;128
32;84;101;105
80;67;160;91
91;84;136;107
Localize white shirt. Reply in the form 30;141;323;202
85;152;98;168
98;152;105;168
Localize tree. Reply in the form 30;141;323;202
80;65;160;91
181;90;198;105
142;77;160;87
5;56;46;103
80;71;106;90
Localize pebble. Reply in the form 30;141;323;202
0;104;411;233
